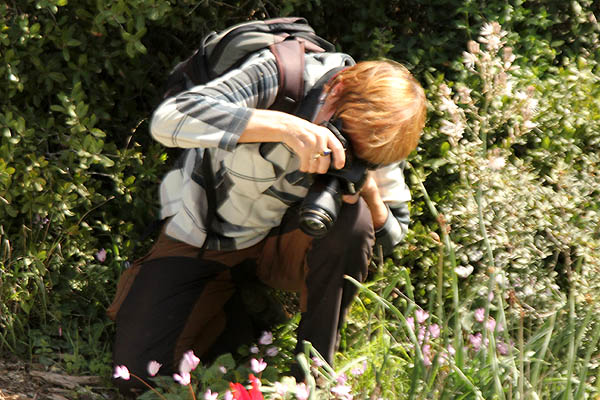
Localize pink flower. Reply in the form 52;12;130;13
406;316;415;328
497;341;509;355
416;309;429;324
335;373;348;385
468;333;483;351
258;331;273;345
418;326;427;344
422;344;433;366
274;381;288;396
474;308;485;323
224;390;233;400
296;383;309;400
179;350;200;374
429;323;441;339
351;360;367;376
96;248;107;262
447;344;456;356
486;317;497;332
311;356;324;367
113;365;130;380
250;358;267;374
331;384;352;398
250;345;259;354
174;371;191;385
147;361;162;377
204;389;218;400
219;365;228;374
265;346;279;357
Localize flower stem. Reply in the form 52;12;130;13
130;373;168;400
188;383;197;400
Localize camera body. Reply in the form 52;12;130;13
298;119;370;238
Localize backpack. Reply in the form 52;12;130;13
163;17;336;113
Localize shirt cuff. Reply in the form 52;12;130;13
374;204;407;257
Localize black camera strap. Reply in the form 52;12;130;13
295;66;346;122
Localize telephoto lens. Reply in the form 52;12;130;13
298;175;342;238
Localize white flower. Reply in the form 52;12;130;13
147;361;162;377
479;35;502;52
113;365;130;380
440;120;465;146
258;331;273;345
454;265;474;278
296;383;310;400
523;120;538;132
265;346;279;357
331;384;352;398
250;358;267;374
439;83;452;97
179;350;200;374
440;97;459;114
204;389;218;400
480;22;497;37
274;381;288;396
456;86;473;104
173;371;191;385
463;51;477;69
467;40;480;54
488;156;506;170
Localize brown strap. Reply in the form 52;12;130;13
269;39;305;113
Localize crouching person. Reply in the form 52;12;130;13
107;45;426;394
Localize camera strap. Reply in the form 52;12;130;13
199;148;216;256
295;66;346;122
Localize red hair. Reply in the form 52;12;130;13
327;60;426;164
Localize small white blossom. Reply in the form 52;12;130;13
463;51;477;69
488;156;506;170
455;265;474;278
258;331;273;345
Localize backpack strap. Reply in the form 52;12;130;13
269;39;306;114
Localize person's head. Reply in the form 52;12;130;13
326;60;427;165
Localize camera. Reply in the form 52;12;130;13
298;119;370;238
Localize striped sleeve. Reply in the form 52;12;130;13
151;50;280;151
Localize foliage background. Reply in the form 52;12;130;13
1;0;599;396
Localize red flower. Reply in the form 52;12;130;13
229;374;264;400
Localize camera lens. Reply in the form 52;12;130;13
299;176;342;238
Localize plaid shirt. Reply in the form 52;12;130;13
151;50;411;252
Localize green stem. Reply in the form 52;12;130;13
409;164;464;368
530;311;557;389
562;251;575;400
574;319;600;400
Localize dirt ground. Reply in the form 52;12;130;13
0;356;116;400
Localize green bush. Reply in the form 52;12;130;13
1;2;599;397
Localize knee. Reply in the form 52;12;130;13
332;199;375;250
323;199;374;279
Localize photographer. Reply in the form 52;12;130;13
109;48;426;391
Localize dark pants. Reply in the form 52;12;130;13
109;200;374;391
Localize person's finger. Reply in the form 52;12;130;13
326;130;346;169
316;150;331;174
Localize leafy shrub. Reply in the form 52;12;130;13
1;2;598;397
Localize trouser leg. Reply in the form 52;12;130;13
295;199;375;365
112;256;233;392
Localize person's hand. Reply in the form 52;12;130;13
343;172;388;229
281;117;346;174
